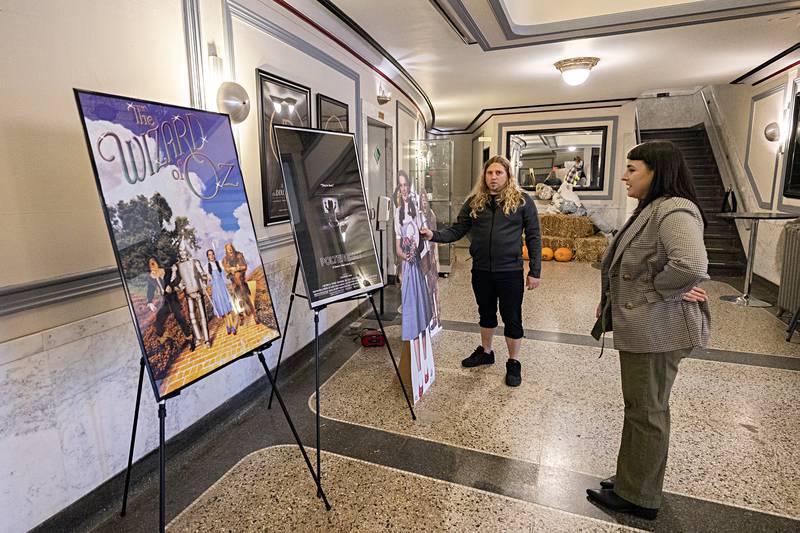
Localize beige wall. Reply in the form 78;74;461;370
0;0;189;288
710;70;799;284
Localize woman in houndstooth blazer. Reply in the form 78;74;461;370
587;141;711;520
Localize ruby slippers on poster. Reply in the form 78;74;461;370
424;372;429;384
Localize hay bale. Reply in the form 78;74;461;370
575;235;609;262
538;213;595;238
541;235;575;250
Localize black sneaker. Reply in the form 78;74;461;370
462;346;495;367
505;359;521;387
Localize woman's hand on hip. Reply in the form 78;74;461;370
681;286;708;302
419;228;433;241
526;276;540;290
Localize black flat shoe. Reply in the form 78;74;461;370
586;488;658;520
600;475;615;489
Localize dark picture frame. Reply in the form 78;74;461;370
505;125;608;191
273;125;383;309
782;91;800;199
74;89;281;401
257;69;311;225
316;94;349;133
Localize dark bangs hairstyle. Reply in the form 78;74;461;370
627;141;707;226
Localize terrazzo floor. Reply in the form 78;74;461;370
168;446;639;532
72;248;800;533
314;327;800;519
438;250;800;357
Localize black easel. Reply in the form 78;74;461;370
120;343;329;533
265;263;416;493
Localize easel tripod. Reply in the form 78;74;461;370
266;263;416;494
119;341;329;533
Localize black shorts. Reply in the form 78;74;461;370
471;270;524;339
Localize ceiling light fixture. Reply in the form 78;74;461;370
554;57;599;86
568;146;577;152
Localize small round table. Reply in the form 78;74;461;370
716;212;798;307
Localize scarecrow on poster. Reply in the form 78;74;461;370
75;91;281;400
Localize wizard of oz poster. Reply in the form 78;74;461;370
75;90;280;400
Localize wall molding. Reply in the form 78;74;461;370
227;0;362;146
732;42;800;85
430;98;634;135
497;116;619;200
450;0;800;51
0;233;297;317
182;0;206;108
743;84;786;209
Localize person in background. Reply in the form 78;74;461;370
420;155;541;387
565;155;585;186
587;141;711;519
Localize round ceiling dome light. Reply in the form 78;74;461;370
554;57;599;86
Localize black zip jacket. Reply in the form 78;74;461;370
431;193;542;278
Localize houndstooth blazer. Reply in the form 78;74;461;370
599;196;711;353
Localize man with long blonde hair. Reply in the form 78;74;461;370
421;155;541;387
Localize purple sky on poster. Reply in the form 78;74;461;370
77;92;260;269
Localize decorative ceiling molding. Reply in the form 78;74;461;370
448;0;800;51
429;98;635;135
312;0;435;128
732;42;800;85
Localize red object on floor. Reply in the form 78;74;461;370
360;329;386;347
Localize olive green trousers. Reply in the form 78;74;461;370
614;348;690;509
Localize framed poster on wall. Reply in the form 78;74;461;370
74;89;281;401
316;94;349;133
273;125;383;308
257;69;311;225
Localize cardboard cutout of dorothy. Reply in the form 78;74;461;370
75;90;280;401
394;170;439;403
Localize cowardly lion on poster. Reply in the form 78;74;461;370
394;171;436;401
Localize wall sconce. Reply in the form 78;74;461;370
377;84;391;105
554;57;600;86
216;81;250;124
764;121;781;142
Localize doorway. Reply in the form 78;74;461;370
367;119;394;282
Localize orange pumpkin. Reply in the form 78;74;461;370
554;247;573;262
541;247;554;261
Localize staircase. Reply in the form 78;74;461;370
640;125;746;276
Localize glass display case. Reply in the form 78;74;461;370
409;139;454;275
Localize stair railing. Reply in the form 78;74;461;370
699;86;753;243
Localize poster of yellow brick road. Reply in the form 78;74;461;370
75;90;280;400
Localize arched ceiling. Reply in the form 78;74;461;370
323;0;800;132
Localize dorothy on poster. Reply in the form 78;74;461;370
75;91;280;400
